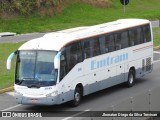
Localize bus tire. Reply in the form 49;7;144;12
125;69;135;87
70;87;82;107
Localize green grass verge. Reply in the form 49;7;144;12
0;42;24;89
0;28;160;90
153;28;160;47
0;0;160;33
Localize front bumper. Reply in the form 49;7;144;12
15;95;60;105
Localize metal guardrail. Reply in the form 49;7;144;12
0;32;16;37
151;20;160;28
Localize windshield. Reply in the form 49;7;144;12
15;50;58;87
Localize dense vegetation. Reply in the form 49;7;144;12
0;0;64;16
0;0;111;17
0;0;160;33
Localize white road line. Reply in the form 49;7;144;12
6;91;14;96
1;104;21;111
153;59;160;63
61;109;90;120
154;51;160;54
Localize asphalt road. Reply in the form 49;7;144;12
0;51;160;120
0;33;46;43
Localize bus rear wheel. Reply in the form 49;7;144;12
70;87;82;107
125;69;135;87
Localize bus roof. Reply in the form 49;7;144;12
19;19;150;51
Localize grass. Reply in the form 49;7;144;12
153;28;160;46
0;28;160;90
0;42;24;89
0;0;160;33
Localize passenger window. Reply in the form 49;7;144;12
99;36;106;54
60;53;67;81
84;39;92;59
66;42;82;71
104;34;115;53
114;33;122;50
121;30;129;48
137;27;144;44
142;24;151;42
129;28;143;46
129;29;135;46
83;37;101;59
92;37;100;57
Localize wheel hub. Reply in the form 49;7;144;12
75;92;80;102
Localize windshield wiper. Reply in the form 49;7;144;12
17;80;24;85
27;84;40;88
22;77;34;80
16;78;35;85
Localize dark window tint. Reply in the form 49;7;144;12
83;37;100;59
114;33;122;50
60;53;67;81
129;29;136;46
84;39;92;59
142;24;151;42
129;27;143;46
66;42;82;71
104;34;115;53
92;37;101;56
121;30;129;48
137;27;144;44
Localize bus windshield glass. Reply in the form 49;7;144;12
15;50;58;87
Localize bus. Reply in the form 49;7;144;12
7;19;153;106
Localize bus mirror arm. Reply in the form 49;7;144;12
6;50;17;70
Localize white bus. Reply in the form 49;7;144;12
7;19;153;106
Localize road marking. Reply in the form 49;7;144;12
6;91;14;96
154;51;160;54
153;59;160;63
1;104;21;111
61;109;90;120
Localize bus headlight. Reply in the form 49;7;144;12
46;91;58;97
14;90;23;96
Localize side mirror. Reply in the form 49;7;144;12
54;52;61;69
6;51;17;70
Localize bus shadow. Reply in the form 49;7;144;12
81;78;146;104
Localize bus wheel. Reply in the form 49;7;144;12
125;69;135;87
70;87;82;107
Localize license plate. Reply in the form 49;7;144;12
31;98;39;102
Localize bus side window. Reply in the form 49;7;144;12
84;39;92;59
92;37;101;56
129;29;135;46
114;33;122;50
99;36;106;54
60;53;67;81
142;24;151;42
69;42;82;69
65;41;82;73
83;37;101;59
121;30;129;49
137;27;144;44
105;34;115;53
